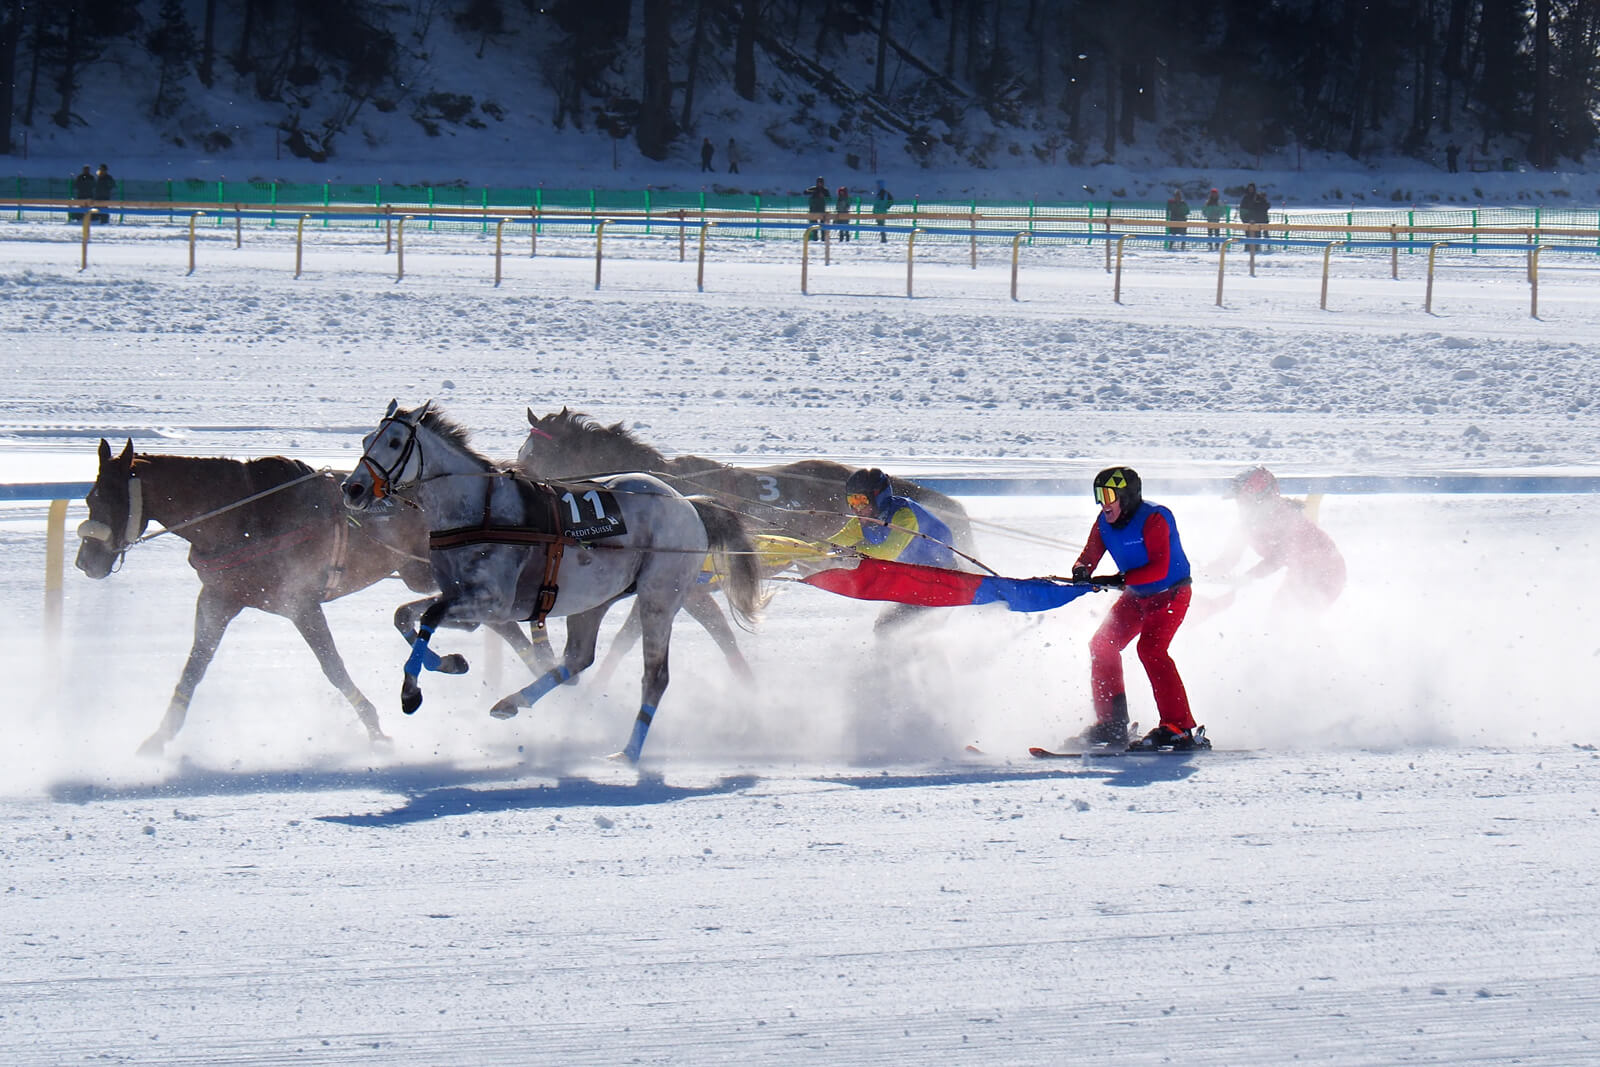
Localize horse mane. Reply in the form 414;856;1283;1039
415;405;508;471
133;453;314;490
533;409;671;472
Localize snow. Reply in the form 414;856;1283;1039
3;217;1600;1063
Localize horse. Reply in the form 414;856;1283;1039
75;439;555;756
518;408;976;550
339;401;767;763
517;407;979;649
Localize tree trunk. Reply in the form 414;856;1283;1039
1530;0;1551;166
679;0;705;130
875;0;891;95
199;0;216;86
636;0;673;161
734;0;757;100
234;0;256;74
51;7;81;128
0;0;22;152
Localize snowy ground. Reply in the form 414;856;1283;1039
3;220;1599;1063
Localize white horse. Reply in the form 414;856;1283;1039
340;401;766;762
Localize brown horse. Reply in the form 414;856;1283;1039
75;439;552;755
518;408;976;550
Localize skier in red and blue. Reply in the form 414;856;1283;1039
1070;466;1200;750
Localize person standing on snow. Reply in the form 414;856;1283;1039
1210;466;1346;613
871;179;894;243
835;185;853;241
1165;188;1190;250
830;467;956;633
701;137;715;172
1070;466;1200;750
805;177;830;241
726;138;741;174
1202;188;1224;240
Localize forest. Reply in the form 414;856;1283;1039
0;0;1590;169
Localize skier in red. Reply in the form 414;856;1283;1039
1211;466;1345;613
1070;466;1201;750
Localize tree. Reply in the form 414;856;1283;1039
636;0;674;159
147;0;198;117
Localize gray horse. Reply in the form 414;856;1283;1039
340;401;766;763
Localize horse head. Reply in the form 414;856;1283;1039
76;438;146;578
342;399;434;510
518;406;666;480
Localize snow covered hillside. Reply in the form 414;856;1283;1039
2;220;1598;1062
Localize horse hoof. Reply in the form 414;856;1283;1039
489;698;521;720
136;735;168;758
438;654;469;675
401;690;422;716
369;732;394;748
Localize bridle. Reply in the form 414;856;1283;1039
77;472;144;569
357;412;425;500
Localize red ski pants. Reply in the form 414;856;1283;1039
1089;583;1194;731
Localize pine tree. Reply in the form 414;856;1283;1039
146;0;196;118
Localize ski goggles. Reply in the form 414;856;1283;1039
847;492;872;510
1095;485;1119;507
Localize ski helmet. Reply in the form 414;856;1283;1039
1230;466;1278;499
846;467;891;507
1092;466;1142;520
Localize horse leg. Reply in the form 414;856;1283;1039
395;596;464;716
288;604;387;745
487;621;557;674
138;587;242;756
619;597;679;763
591;600;643;685
489;602;611;720
683;588;754;683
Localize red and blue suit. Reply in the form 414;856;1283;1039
1073;501;1195;732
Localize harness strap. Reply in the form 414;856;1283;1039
425;484;569;630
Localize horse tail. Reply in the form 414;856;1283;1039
689;497;770;631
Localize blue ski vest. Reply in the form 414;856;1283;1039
1096;501;1191;595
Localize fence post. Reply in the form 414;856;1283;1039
1112;235;1130;303
529;207;538;257
187;211;206;275
1216;237;1242;306
44;498;66;649
1390;225;1399;279
295;215;311;278
594;218;611;290
970;205;977;269
1010;232;1028;301
79;212;91;270
1530;245;1542;318
801;226;819;293
697;221;717;292
906;228;923;297
397;215;414;281
494;217;510;287
1320;241;1337;310
234;206;242;249
1425;241;1449;313
678;209;687;262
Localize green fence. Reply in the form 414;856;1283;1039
12;175;1600;252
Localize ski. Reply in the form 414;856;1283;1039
1030;725;1221;759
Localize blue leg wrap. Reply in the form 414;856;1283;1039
621;704;657;763
518;664;573;706
404;624;441;676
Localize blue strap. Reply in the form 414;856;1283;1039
404;624;440;676
518;664;573;705
621;704;657;763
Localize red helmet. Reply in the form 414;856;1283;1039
1230;466;1278;499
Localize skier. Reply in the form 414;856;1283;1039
1069;466;1199;750
1209;466;1346;613
830;467;956;633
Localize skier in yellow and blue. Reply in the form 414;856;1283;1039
830;467;956;632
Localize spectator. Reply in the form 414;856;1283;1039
1202;188;1224;241
70;165;94;224
805;177;829;241
726;138;741;175
1069;466;1199;751
835;185;852;242
871;179;894;243
92;163;115;224
1446;142;1460;173
1240;182;1265;252
1251;186;1272;252
1164;188;1190;250
700;137;715;173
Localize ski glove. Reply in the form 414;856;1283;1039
1089;573;1126;588
1070;564;1093;581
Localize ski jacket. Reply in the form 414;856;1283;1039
872;188;893;215
832;492;956;569
1075;501;1191;596
1166;198;1190;221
